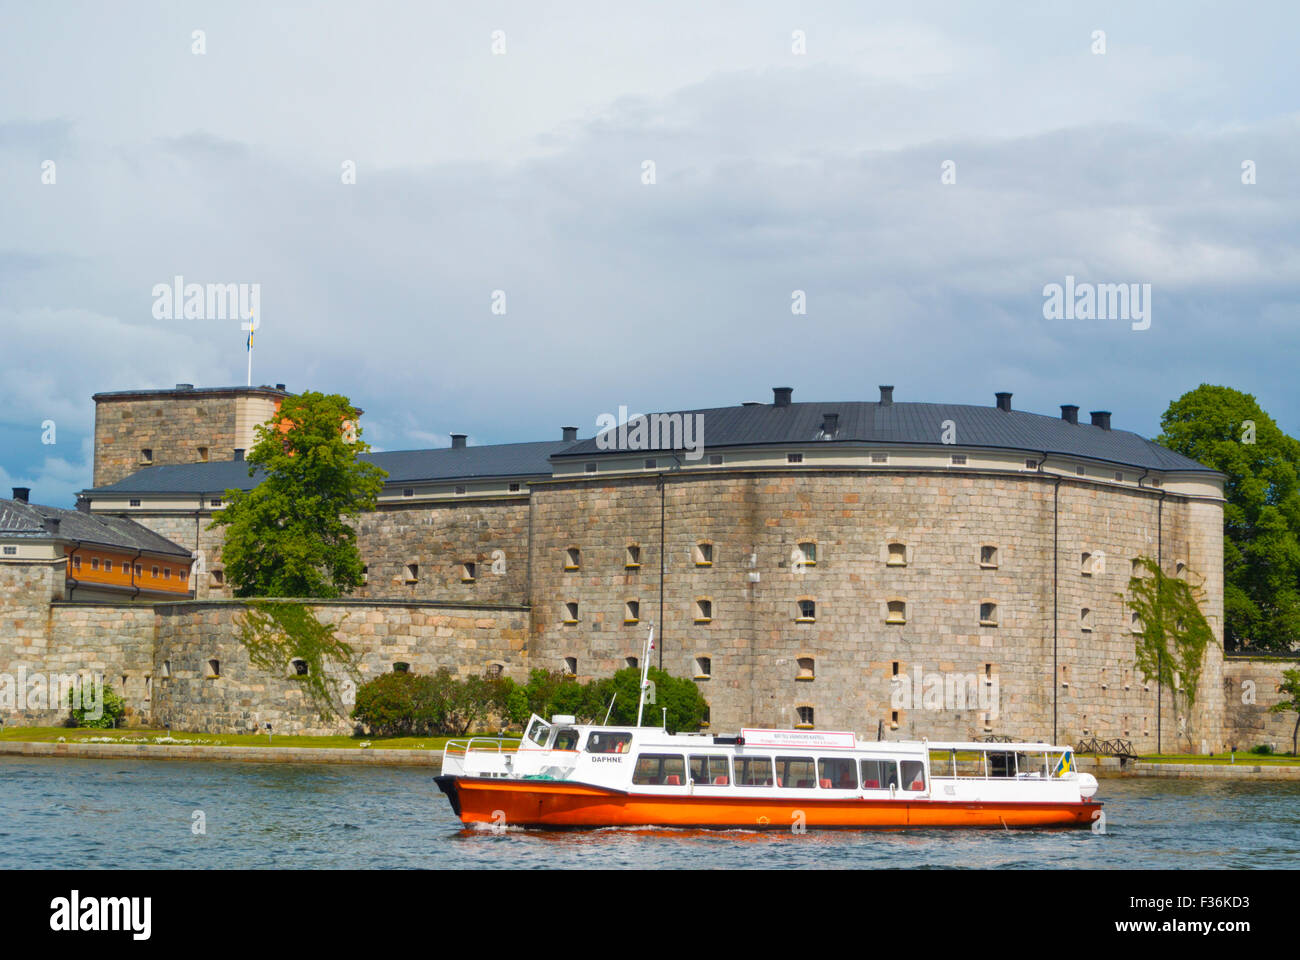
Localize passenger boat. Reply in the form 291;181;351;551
435;632;1100;830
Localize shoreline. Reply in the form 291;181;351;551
4;739;1300;779
0;739;442;766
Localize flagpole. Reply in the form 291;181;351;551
636;625;654;727
241;312;258;388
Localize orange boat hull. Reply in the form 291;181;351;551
436;776;1100;829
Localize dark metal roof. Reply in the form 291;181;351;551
0;499;193;556
84;440;580;495
554;400;1214;473
92;385;290;401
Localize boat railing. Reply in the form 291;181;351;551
444;736;519;760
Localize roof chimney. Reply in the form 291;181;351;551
12;487;29;503
1060;404;1079;425
821;412;839;437
995;392;1013;413
233;449;245;461
773;386;793;408
562;426;578;443
879;385;894;406
1090;411;1112;430
42;517;60;536
175;383;194;391
75;496;91;513
451;434;467;449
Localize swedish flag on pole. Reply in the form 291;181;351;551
1053;750;1074;777
240;311;260;387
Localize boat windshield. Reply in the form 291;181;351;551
524;716;552;747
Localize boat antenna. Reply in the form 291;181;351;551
636;624;655;727
603;693;617;725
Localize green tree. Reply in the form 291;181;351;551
67;681;126;729
210;391;387;598
583;668;708;733
1122;556;1217;750
1269;669;1300;756
1157;385;1300;651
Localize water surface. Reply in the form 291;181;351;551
1;757;1296;869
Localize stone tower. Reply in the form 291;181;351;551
92;383;291;487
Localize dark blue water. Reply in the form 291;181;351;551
2;757;1297;868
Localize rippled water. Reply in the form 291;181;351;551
2;757;1298;869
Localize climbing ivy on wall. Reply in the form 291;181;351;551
235;600;360;721
1122;556;1217;715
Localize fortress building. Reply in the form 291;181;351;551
2;380;1289;750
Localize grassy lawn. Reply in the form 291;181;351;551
0;726;520;751
1135;752;1300;766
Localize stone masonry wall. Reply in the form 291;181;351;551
94;396;241;488
529;470;1226;751
1222;657;1300;751
150;600;529;735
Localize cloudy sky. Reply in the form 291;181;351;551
1;1;1296;506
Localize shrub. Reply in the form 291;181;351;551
67;682;126;729
1251;743;1275;755
351;670;446;736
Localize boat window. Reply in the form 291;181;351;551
585;732;633;754
860;759;899;790
632;754;687;786
818;757;857;789
986;751;1017;778
928;749;954;777
901;761;926;791
775;757;816;789
954;750;986;777
553;729;579;751
525;718;552;747
690;755;731;785
734;756;774;787
1016;752;1048;778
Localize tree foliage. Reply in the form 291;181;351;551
209;391;386;599
1157;385;1300;651
519;667;707;733
1122;556;1216;737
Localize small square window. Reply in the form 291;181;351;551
563;602;579;623
405;563;419;582
565;547;580;570
980;545;998;568
1081;608;1093;632
797;541;816;565
179;569;188;582
1024;458;1038;470
625;599;640;623
950;454;967;466
695;598;713;622
979;602;998;626
695;542;713;566
104;560;113;573
585;462;598;474
211;569;224;585
151;565;159;577
887;542;907;566
563;657;578;676
626;544;641;568
644;458;657;469
797;657;815;681
3;546;16;556
797;599;816;621
91;558;100;571
197;446;209;462
129;498;141;507
209;498;222;508
509;482;521;492
462;561;477;582
1114;471;1124;482
796;706;814;728
72;556;81;570
1076;465;1086;476
871;452;888;464
454;485;466;495
140;448;153;464
164;568;171;579
787;453;803;464
695;656;712;679
709;454;724;466
403;488;414;497
886;600;907;624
